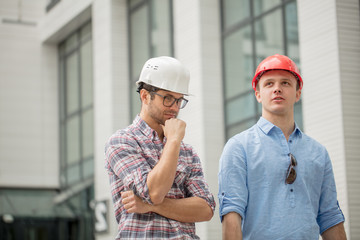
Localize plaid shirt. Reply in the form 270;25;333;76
105;115;216;239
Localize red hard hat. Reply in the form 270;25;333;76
252;54;303;91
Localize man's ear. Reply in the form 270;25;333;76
140;89;150;105
255;90;262;103
295;89;302;103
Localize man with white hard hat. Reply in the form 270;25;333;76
105;56;215;239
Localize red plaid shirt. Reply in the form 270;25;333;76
105;115;216;239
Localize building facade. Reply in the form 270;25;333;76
0;0;359;239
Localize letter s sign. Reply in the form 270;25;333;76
94;200;108;233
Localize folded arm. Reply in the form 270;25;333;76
121;190;213;222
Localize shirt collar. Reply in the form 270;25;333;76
133;115;157;139
257;116;303;137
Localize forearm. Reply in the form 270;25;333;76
222;212;242;240
147;139;181;204
322;222;346;240
150;197;213;223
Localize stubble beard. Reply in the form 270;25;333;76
148;101;178;125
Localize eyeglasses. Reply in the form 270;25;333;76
285;153;297;184
151;92;188;109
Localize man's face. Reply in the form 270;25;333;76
147;90;183;125
255;70;301;118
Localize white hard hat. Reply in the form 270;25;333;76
136;56;190;95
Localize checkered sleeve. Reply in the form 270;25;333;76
183;145;216;213
105;131;153;205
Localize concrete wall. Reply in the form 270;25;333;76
337;0;360;238
298;0;360;238
0;0;59;188
174;1;224;239
92;0;129;239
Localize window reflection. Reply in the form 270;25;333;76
255;9;284;60
222;0;250;29
253;0;281;16
224;26;253;99
221;0;302;139
59;21;94;187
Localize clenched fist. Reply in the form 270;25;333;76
121;190;151;214
162;118;186;143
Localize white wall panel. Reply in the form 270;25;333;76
92;0;129;239
298;0;360;238
0;0;59;188
337;0;360;238
174;0;223;239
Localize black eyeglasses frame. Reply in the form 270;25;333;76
151;91;188;109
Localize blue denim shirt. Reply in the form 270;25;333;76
218;117;344;240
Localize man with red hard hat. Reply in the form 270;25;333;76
218;54;346;239
105;56;215;239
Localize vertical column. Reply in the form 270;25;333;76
173;0;224;239
298;0;349;235
93;0;129;239
337;0;360;238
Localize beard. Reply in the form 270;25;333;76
148;101;178;125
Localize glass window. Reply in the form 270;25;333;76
255;9;284;61
130;6;150;80
222;0;250;29
151;0;172;56
66;116;80;165
130;0;143;8
59;21;94;187
254;0;281;16
226;94;256;125
82;109;94;159
81;40;93;108
224;26;253;99
67;164;80;185
128;0;173;120
66;53;80;115
286;2;300;57
221;0;302;140
65;33;77;53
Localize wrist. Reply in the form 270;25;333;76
166;138;182;145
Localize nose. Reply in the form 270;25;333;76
169;101;180;111
273;82;282;94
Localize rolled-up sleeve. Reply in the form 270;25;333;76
183;147;216;213
105;135;153;204
218;138;248;222
317;150;345;234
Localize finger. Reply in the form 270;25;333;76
124;201;131;209
120;191;128;198
121;190;134;198
122;197;130;205
125;204;137;213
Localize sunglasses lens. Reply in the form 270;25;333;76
286;167;296;184
286;154;297;184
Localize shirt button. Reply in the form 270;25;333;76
290;189;293;192
289;140;292;143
